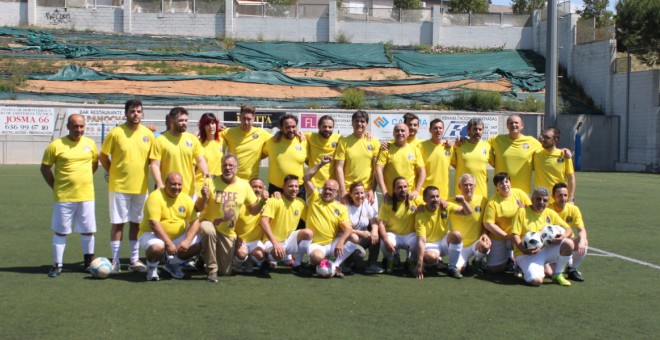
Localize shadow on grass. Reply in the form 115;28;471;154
472;271;525;286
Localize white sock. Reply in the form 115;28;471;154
296;240;311;266
53;234;67;266
554;255;571;277
448;243;462;269
129;240;140;264
146;260;159;268
571;248;587;270
474;249;488;262
80;234;94;255
110;240;121;263
234;255;248;263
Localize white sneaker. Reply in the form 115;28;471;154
111;261;121;274
129;260;147;273
146;266;160;281
163;263;185;279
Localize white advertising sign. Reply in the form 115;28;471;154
0;107;55;136
68;108;124;137
440;114;499;141
298;112;354;136
370;114;431;141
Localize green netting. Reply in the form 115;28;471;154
30;65;501;87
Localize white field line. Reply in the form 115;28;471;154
589;247;660;270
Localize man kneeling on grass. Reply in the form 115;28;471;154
137;172;202;281
511;187;574;287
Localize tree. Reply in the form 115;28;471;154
510;0;545;15
394;0;421;10
576;0;613;27
616;0;660;64
448;0;488;13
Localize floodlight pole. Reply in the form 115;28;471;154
544;0;558;129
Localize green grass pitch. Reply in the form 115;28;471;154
1;165;659;338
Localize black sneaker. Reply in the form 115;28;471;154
505;258;516;272
258;260;271;278
567;269;584;282
48;265;62;278
448;267;463;279
83;254;94;273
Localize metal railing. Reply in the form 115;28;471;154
338;6;432;22
576;17;614;44
235;2;328;18
441;12;531;27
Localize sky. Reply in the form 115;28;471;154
489;0;617;12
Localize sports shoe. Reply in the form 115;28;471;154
436;261;448;272
365;264;384;274
283;254;295;268
163;263;185;279
448;267;463;279
129;260;147;273
514;265;523;279
83;254;94;273
470;258;485;274
110;261;121;274
292;264;313;277
207;271;218;283
258;260;271;278
505;258;516;272
146;266;160;281
567;269;584;282
385;258;394;274
48;265;62;278
333;266;345;279
552;274;571;287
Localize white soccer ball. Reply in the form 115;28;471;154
316;259;333;278
89;257;113;279
540;225;565;246
523;231;543;250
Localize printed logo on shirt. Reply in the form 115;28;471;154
295;145;302;151
567;217;573;223
331;142;337;148
408;154;414;160
481;149;487;155
83;146;91;152
441;211;448;219
367;145;373;151
445;150;450;157
186;141;193;147
475;206;482;213
523;143;529;150
143;136;149;143
178;206;186;214
557;158;564;163
334;209;340;216
252;133;258;139
546;217;551;223
294;210;299;216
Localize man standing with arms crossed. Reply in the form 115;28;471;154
150;107;208;197
99;99;153;273
41;114;98;277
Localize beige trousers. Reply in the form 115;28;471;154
200;221;236;276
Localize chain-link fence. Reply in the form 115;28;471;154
576;17;614;44
235;2;328;18
440;12;530;27
538;0;572;20
338;6;431;22
129;0;224;13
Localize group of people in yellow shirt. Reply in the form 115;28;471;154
42;100;587;286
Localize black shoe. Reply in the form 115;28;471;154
195;258;205;272
567;269;584;282
258;260;271;278
83;254;94;272
505;258;515;272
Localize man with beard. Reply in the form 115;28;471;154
451;118;493;198
150;107;208;197
99;99;154;274
419;119;452;198
222;104;272;181
262;114;308;198
533;127;576;203
305;115;341;190
376;123;425;202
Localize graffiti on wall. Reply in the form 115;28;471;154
45;8;71;25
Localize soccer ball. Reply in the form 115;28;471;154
540;225;565;246
89;257;113;279
523;231;543;250
316;259;333;278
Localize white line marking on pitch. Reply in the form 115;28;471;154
589;247;660;270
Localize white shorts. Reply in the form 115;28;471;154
264;230;301;255
456;240;481;269
383;232;418;255
425;234;449;255
138;232;200;250
51;201;96;234
487;238;512;267
308;238;357;257
109;192;147;224
515;242;563;282
241;239;265;253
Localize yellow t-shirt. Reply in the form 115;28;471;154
533;148;574;193
306;190;350;245
378;196;425;236
511;206;570;257
306;132;341;188
221;127;272;180
262;197;307;242
419;139;453;199
448;195;488;246
199;177;258;238
101;124;154;194
235;204;263;243
489;134;541;193
377;143;425;194
415;202;459;242
149;131;203;197
451;140;492;198
483;188;531;241
263;136;308;188
334;134;380;192
138;188;197;240
551;203;585;233
42;136;98;202
195;139;225;197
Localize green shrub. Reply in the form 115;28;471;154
340;87;365;109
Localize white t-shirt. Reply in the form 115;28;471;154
347;201;377;231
